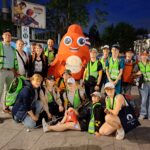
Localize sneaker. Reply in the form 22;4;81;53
42;118;49;133
116;127;125;140
138;115;145;120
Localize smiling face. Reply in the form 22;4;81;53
57;24;90;74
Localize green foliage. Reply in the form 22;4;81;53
101;22;137;52
45;0;105;37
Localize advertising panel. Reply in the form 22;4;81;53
12;0;46;29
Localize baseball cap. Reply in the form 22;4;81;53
112;43;120;50
67;77;75;84
104;82;115;89
91;91;101;98
90;48;97;53
2;28;12;34
102;45;109;49
47;75;55;81
63;69;71;75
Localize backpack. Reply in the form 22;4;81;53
5;76;26;106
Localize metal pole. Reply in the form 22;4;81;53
2;0;9;20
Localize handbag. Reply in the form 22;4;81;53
118;99;140;133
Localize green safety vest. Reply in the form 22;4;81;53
138;62;150;82
108;57;120;80
44;47;54;64
85;60;99;80
88;102;101;134
106;96;117;110
100;57;109;71
67;89;81;109
47;90;54;103
0;42;18;70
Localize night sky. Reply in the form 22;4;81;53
0;0;150;32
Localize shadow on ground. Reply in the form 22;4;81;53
128;127;150;144
43;145;101;150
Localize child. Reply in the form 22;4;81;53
42;91;105;134
88;91;105;135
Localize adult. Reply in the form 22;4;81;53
44;39;57;67
0;29;18;114
40;75;64;118
99;45;110;89
63;77;85;110
83;48;103;99
122;49;138;94
12;74;43;128
29;44;48;77
135;51;150;120
99;82;126;140
16;39;29;77
106;44;124;94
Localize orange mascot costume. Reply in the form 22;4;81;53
48;24;90;80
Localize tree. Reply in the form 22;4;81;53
89;24;101;48
101;22;136;52
45;0;107;38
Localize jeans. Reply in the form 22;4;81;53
22;100;43;128
139;82;150;118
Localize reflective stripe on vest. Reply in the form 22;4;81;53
86;60;98;80
109;57;120;80
138;62;150;82
0;42;18;70
88;102;101;134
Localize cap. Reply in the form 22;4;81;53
47;75;55;81
2;28;12;34
104;82;115;89
112;43;120;50
63;69;71;75
126;48;134;53
67;77;75;84
102;45;109;49
91;91;101;98
90;48;97;53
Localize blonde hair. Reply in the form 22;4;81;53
30;74;43;82
16;39;24;44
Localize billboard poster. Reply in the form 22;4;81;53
12;0;46;29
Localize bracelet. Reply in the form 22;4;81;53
96;84;99;86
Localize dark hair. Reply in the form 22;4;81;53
19;2;26;7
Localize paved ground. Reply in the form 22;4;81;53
0;86;150;150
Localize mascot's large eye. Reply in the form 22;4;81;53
77;37;86;46
64;36;72;46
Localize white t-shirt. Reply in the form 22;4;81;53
16;51;28;75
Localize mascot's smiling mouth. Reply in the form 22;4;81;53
70;47;79;51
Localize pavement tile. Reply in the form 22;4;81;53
0;128;20;149
1;128;43;150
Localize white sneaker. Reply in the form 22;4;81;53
138;115;145;120
42;118;49;133
116;127;125;140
